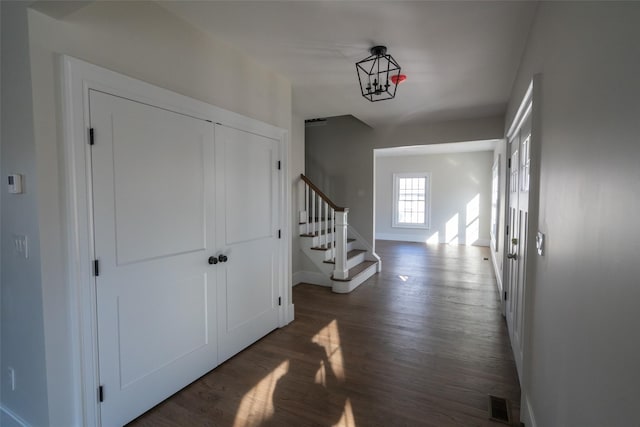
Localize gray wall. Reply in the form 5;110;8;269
305;115;504;248
507;3;640;426
375;151;493;245
305;116;375;246
1;3;49;426
2;2;294;425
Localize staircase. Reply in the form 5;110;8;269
298;174;380;293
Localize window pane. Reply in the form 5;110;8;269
396;176;427;225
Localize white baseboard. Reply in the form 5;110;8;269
292;271;332;287
376;233;491;247
522;392;537;427
472;238;491;247
490;249;503;292
0;404;30;427
286;304;295;324
375;232;427;243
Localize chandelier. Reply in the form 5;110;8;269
355;45;404;102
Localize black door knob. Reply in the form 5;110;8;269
218;254;228;263
208;256;218;265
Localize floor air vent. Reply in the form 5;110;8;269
488;395;512;424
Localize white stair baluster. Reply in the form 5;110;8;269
325;201;330;251
323;199;327;248
320;200;324;247
318;195;323;246
321;194;325;245
305;182;309;235
311;189;316;236
330;208;335;253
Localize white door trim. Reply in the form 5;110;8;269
505;79;533;382
504;75;541;423
503;79;534;313
60;55;290;426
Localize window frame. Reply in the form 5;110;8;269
392;172;432;229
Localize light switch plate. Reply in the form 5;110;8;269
536;231;544;256
8;174;23;194
12;234;28;259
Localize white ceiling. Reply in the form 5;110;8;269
162;1;538;128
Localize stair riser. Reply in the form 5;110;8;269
346;253;366;270
304;236;357;251
301;244;334;265
301;246;368;276
332;263;377;294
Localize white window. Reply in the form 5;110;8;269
392;173;431;229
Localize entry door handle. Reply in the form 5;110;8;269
507;253;517;260
208;256;218;265
218;254;228;263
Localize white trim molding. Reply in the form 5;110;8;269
522;393;538;427
376;233;490;247
392;172;432;229
286;304;295;324
61;55;290;426
490;241;504;300
472;238;491;247
0;404;30;427
376;232;429;243
293;271;333;287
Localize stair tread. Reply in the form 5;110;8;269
331;260;377;282
310;238;355;251
300;228;336;237
323;249;366;264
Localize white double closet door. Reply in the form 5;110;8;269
89;90;281;426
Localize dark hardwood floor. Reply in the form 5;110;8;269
129;241;520;427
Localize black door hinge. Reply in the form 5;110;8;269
504;291;508;301
278;297;282;306
507;158;511;168
506;225;509;236
98;385;104;402
278;229;281;239
94;259;100;277
89;128;95;145
277;161;281;170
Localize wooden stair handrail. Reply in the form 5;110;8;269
300;174;347;212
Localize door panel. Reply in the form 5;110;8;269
117;274;208;387
215;124;280;363
90;90;217;427
111;109;206;264
223;134;274;244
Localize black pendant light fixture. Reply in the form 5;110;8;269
356;45;404;102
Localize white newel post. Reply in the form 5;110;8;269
333;208;350;280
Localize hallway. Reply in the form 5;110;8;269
130;241;520;426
